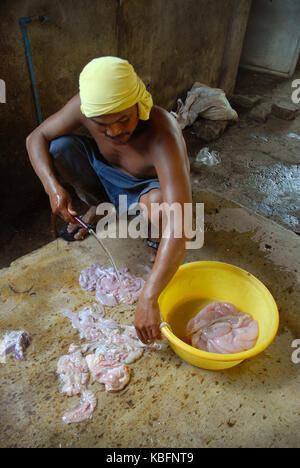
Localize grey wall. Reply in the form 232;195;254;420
0;0;250;220
241;0;300;77
118;0;235;109
0;0;119;218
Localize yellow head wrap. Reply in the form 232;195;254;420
79;57;153;120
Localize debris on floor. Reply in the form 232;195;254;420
186;70;300;233
287;133;300;140
230;94;263;110
271;101;299;121
195;147;221;166
191;119;229;142
249;101;272;123
172;82;238;129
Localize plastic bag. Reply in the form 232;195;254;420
173;82;238;129
195;147;221;166
288;133;300;140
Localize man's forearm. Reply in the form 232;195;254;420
26;130;60;195
143;236;186;301
26;129;78;223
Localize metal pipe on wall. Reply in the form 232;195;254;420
19;15;50;125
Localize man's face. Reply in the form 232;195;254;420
90;104;139;145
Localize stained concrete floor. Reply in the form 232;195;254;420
186;69;300;233
0;190;299;448
0;70;299;448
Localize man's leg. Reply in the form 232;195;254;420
49;135;108;240
139;188;163;262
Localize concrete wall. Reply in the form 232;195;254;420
118;0;235;109
241;0;300;77
0;0;249;221
0;0;118;219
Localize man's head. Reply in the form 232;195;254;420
79;57;153;143
89;104;139;145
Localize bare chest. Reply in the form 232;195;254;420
89;130;157;179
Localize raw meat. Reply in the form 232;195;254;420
58;262;161;424
57;348;90;396
204;320;259;354
86;354;131;392
186;302;239;335
62;390;97;424
186;302;259;354
64;305;119;341
58;305;162;423
0;330;32;361
79;264;145;305
64;305;161;363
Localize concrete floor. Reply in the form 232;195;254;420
0;70;299;448
0;190;299;448
187;69;300;233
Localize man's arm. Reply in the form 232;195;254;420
26;94;83;223
134;115;192;343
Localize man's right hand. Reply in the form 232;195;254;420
49;186;78;223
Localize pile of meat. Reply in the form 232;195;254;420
79;264;145;306
0;330;32;361
57;304;160;424
186;302;259;354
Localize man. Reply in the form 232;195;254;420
26;57;192;344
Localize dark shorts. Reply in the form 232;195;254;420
49;135;161;213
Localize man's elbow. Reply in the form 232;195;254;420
26;128;44;151
26;132;33;150
26;129;38;149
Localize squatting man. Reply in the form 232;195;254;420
26;56;194;345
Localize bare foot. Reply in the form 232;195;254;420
66;206;98;241
149;247;157;263
148;239;160;263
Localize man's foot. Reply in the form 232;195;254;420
147;239;160;263
62;206;98;241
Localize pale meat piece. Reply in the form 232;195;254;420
64;305;119;341
57;349;90;396
64;306;161;364
86;354;131;392
186;302;259;354
187;302;239;335
62;390;97;424
89;324;158;364
58;306;159;423
0;330;32;361
206;320;259;354
79;264;145;305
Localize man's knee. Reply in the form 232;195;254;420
139;189;163;225
140;188;163;209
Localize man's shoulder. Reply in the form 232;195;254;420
147;106;187;165
150;106;181;138
60;93;85;125
151;105;176;124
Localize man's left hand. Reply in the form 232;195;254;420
134;292;162;344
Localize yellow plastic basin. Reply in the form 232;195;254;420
158;261;279;370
